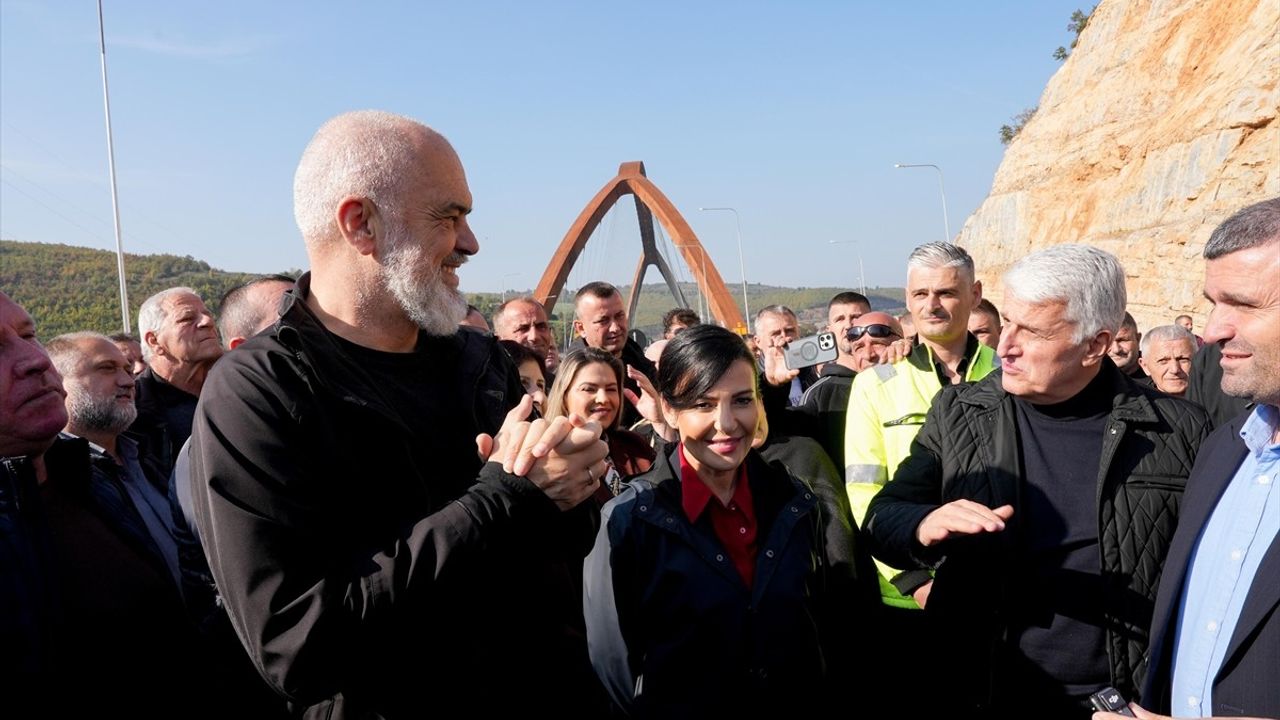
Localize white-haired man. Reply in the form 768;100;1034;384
1137;324;1197;397
189;111;608;718
131;287;222;476
1098;198;1280;720
866;245;1211;719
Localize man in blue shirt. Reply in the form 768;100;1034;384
1095;197;1280;720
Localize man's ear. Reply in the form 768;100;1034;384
572;319;584;339
972;279;984;306
336;197;379;256
143;330;163;359
1082;329;1114;367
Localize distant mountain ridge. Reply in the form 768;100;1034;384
1;240;903;339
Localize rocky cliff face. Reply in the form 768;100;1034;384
959;0;1278;334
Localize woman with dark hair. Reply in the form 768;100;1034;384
498;340;549;414
583;324;880;718
543;347;656;500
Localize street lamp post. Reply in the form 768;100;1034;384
894;163;951;243
97;0;130;332
699;207;751;333
500;272;522;303
828;240;867;297
673;243;708;321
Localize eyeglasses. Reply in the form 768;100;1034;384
846;324;900;341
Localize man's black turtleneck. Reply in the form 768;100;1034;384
1009;366;1114;708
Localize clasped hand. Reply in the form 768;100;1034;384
476;395;610;511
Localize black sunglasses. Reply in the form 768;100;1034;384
846;323;900;341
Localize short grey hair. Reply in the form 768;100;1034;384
1002;244;1126;344
754;304;796;325
137;287;200;361
45;331;111;377
1146;322;1192;356
292;110;438;245
1204;197;1280;259
907;241;975;284
217;275;294;345
1140;324;1196;356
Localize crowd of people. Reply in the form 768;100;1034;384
1;110;1276;720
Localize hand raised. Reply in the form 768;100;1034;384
623;365;662;424
761;341;799;387
915;500;1013;547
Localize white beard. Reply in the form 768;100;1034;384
380;226;467;337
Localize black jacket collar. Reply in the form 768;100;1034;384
959;357;1159;424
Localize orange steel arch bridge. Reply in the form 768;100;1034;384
533;161;745;333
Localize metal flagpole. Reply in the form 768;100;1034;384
98;0;131;332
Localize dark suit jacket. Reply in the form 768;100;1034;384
1141;412;1280;717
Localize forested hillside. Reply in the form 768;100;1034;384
0;240;279;337
1;240;903;340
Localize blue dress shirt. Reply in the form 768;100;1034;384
1172;404;1279;717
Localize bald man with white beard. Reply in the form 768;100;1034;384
188;111;610;718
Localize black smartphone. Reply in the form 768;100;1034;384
782;331;838;371
1088;686;1136;717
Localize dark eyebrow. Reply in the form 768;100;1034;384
1206;289;1258;306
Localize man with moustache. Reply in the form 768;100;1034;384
839;242;998;715
189;111;609;718
47;333;182;593
843;242;998;613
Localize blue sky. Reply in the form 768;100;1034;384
1;0;1084;293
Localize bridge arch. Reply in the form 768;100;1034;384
533;161;745;333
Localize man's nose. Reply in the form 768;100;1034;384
456;217;479;256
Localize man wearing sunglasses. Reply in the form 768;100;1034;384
794;311;903;470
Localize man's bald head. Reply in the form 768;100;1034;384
293;110;456;248
847;311;904;372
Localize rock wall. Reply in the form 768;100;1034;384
958;0;1278;334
